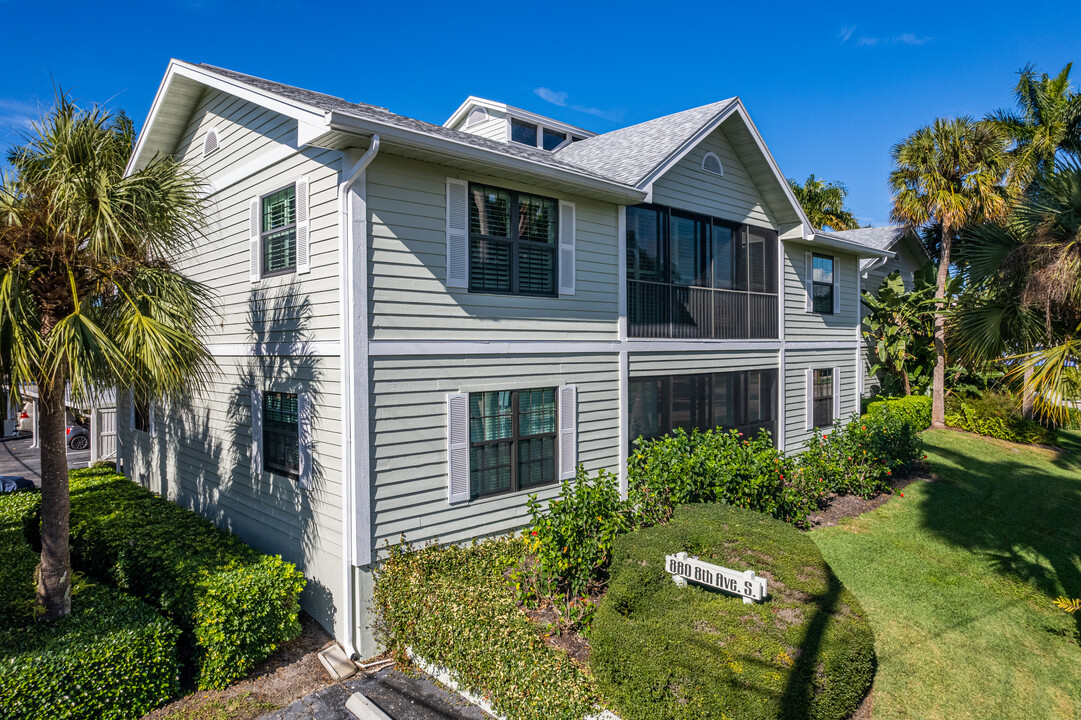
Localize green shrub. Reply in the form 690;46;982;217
1;487;182;720
30;468;307;690
591;504;875;720
0;584;181;720
796;406;923;499
945;393;1056;445
0;491;40;624
374;537;599;720
866;394;932;431
523;468;630;605
627;428;809;527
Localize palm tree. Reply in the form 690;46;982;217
890;117;1009;427
788;174;860;231
986;63;1081;191
0;94;214;619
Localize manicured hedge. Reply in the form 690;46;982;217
32;468;306;690
0;584;181;720
374;537;599;720
591;504;875;720
867;394;932;431
1;488;181;720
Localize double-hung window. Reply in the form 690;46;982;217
263;391;300;479
261;186;297;276
627;204;778;339
468;184;558;296
469;388;557;498
812;369;834;428
811;254;835;314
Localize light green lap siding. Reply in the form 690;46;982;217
118;353;344;636
629;349;779;376
173;94;344;346
366;156;620;342
783;348;860;453
650;126;777;228
460;114;508;142
368;353;620;553
783;245;862;342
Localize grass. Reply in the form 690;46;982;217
812;429;1081;720
155;693;275;720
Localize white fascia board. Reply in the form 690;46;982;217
788;234;895;260
126;59;327;177
635;100;816;237
444;96;507;127
325;111;644;203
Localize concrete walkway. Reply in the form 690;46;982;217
0;437;90;486
259;666;489;720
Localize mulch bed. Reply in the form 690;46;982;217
143;612;335;720
806;471;930;529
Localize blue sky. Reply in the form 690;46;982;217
2;0;1079;226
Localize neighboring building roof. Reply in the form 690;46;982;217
553;100;737;187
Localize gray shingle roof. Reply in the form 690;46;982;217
553;100;737;186
829;225;909;251
196;64;619;183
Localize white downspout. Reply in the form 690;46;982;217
338;134;380;659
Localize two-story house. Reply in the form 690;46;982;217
120;60;891;660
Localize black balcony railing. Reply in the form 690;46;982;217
628;280;778;339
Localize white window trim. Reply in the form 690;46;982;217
129;391;156;438
251;385;311;489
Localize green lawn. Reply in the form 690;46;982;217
812;429;1081;720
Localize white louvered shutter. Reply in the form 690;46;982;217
447;393;470;503
251;388;263;477
446;179;469;288
249;198;261;282
558;201;576;296
295;177;311;274
805;368;814;431
804;251;813;312
559;385;578;480
832;256;840;315
298;392;312;489
832;366;842;424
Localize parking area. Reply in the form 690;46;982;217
0;437;91;486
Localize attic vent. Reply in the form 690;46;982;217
202;129;219;158
702;152;723;176
465;107;489;127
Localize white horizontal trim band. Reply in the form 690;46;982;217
207;341;341;357
368;339;792;356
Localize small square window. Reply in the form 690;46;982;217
262;186;297;276
134;396;152;434
510;119;538;147
542;128;567;151
264;392;299;479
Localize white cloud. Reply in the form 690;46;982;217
534;87;568;106
0;99;40;134
839;25;856;43
533;87;625;123
853;32;932;48
897;33;931;46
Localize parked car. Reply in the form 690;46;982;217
66;423;90;450
16;402;33;433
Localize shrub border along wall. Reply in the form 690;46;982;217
1;489;182;720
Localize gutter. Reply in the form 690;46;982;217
338;134;380;659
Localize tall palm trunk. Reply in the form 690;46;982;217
932;223;952;428
1021;364;1035;420
36;371;71;619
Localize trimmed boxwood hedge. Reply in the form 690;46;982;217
26;468;306;690
591;504;875;720
1;488;181;720
0;584;181;720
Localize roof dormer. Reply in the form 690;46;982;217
444;96;595;151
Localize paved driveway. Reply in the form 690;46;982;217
0;437;91;486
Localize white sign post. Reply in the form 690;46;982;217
665;552;767;604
